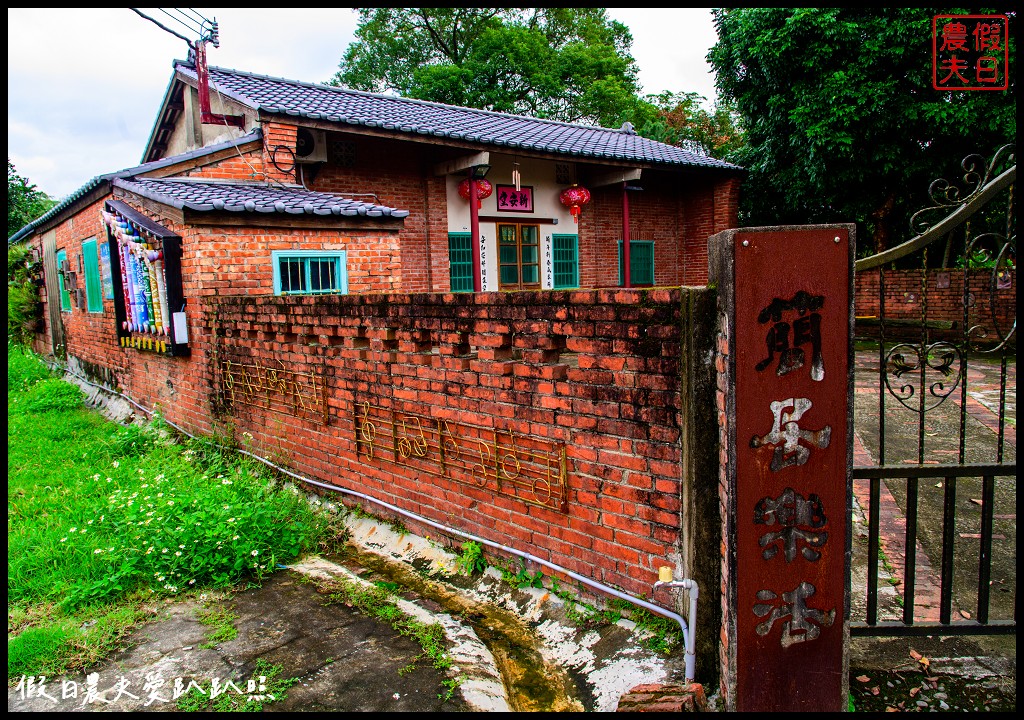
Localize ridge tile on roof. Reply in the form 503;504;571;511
113;177;410;219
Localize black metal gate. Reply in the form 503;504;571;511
851;145;1015;636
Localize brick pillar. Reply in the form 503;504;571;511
709;224;854;712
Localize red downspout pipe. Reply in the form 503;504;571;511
622;181;632;288
470;172;482;292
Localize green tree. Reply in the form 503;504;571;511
8;159;55;238
632;92;746;160
708;8;1016;254
331;8;641;126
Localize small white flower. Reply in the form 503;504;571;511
87;520;93;525
162;548;168;553
60;538;67;543
221;479;232;485
157;492;163;497
179;544;186;549
233;536;239;541
251;550;259;556
94;549;103;554
69;527;77;533
167;500;174;506
157;575;165;581
93;473;100;481
188;579;196;585
112;461;119;468
175;551;182;556
228;517;235;523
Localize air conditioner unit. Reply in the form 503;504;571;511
295;128;328;163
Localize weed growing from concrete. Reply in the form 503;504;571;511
174;658;297;712
456;540;488;576
196;607;239;648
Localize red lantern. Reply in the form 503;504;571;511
458;178;493;209
559;184;591;224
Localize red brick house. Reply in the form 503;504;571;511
9;59;743;636
12;59;741;361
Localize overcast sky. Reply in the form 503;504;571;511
7;8;721;201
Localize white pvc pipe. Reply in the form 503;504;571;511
54;361;701;681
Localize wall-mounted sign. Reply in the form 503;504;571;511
496;185;533;213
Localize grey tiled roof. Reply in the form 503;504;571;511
8;130;264;243
175;62;742;172
114;178;410;218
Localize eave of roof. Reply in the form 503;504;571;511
113;177;410;218
8;130;263;244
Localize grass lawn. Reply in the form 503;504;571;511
7;345;341;682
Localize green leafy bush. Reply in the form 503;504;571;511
20;378;83;413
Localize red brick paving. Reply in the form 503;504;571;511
852;349;1015;622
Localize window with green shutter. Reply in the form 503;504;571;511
56;249;71;311
82;238;103;312
617;240;655;286
552;234;579;289
448;233;473;292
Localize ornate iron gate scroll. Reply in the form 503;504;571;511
852;145;1015;636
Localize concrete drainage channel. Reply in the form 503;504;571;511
302;513;686;712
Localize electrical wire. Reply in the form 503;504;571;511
181;8;208;24
157;7;202;38
130;8;194;46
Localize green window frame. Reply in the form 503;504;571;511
448;233;473;292
272;250;348;295
617;240;655;287
551;234;579;289
56;249;71;311
498;223;540;290
82;238;103;313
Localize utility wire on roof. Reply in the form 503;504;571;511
131;8;218;46
130;8;194;46
157;8;201;37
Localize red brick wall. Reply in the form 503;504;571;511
33;198;123;372
178;288;689;599
175;148;267;182
307;134;447;293
855;268;1016;339
581;174;739;290
715;313;733;702
262;122;298;184
38;214;697;598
